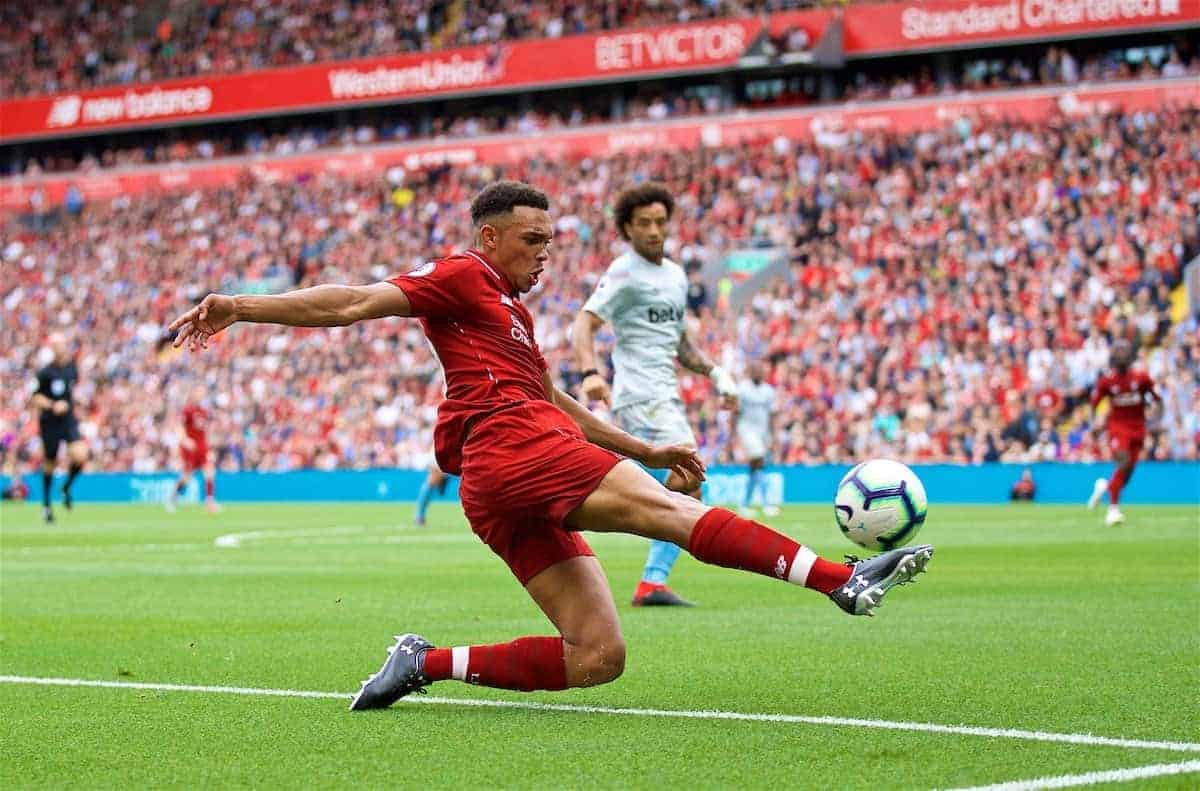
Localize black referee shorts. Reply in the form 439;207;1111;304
40;419;81;461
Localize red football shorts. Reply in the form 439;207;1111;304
459;401;622;585
1108;430;1144;460
182;439;208;471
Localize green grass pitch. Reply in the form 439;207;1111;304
2;501;1197;789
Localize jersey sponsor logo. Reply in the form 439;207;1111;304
647;305;683;323
509;315;532;348
1110;391;1143;407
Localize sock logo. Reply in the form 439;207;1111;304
774;554;787;579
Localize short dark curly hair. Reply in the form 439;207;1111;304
470;181;550;226
614;182;674;240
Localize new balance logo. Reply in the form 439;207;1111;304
46;96;82;128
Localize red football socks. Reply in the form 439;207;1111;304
421;637;567;691
1108;465;1133;505
688;508;852;594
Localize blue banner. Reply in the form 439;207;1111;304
2;462;1195;505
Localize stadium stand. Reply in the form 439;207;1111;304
8;39;1196;177
2;0;820;98
2;104;1196;472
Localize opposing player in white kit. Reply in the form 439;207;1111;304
737;362;779;517
573;183;738;607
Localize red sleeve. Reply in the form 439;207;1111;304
1089;374;1107;408
388;257;473;319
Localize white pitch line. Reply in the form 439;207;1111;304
2;675;1198;755
944;760;1200;790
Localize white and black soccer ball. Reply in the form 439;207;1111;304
834;459;928;551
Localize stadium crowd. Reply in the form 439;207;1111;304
3;0;815;98
12;40;1197;177
2;107;1198;473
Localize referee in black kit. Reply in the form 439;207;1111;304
31;333;89;523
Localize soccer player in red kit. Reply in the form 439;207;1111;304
1086;340;1159;525
168;385;219;514
170;182;933;709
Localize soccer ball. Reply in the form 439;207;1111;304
834;459;928;551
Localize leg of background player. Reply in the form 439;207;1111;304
41;458;55;523
168;468;189;512
423;556;621;690
414;468;443;527
204;458;219;513
632;469;697;606
62;440;87;511
1106;448;1134;525
744;458;767;513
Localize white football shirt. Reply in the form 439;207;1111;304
582;250;689;410
737;380;777;437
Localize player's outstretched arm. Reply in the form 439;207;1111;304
678;328;737;406
170;282;412;350
545;375;705;487
571;310;611;404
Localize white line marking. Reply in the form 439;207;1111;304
945;760;1200;790
215;525;386;548
2;675;1197;754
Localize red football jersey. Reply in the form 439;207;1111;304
182;403;209;442
1090;368;1157;436
390;250;549;474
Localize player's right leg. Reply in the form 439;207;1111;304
203;458;219;514
350;556;622;709
569;460;932;617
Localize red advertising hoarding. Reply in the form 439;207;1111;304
3;3;1196;142
843;0;1200;56
5;78;1195;212
0;11;827;143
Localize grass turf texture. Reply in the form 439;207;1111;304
2;502;1197;789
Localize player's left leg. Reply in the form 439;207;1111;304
60;436;87;511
